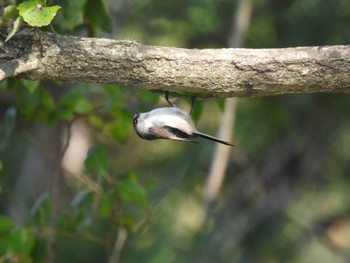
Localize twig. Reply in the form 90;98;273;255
109;227;128;263
31;226;108;246
62;168;102;194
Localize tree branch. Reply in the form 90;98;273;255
1;28;349;97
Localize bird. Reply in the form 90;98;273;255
133;106;234;146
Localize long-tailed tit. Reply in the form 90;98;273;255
133;106;234;146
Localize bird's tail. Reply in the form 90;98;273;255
193;131;234;146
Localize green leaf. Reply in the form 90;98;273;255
139;90;160;105
21;79;40;94
18;0;61;27
0;216;15;234
15;84;40;120
105;94;126;115
215;98;225;111
100;84;124;97
89;114;104;129
0;5;19;25
72;97;93;114
117;215;136;228
59;89;93;114
3;6;24;42
12;79;57;123
8;228;36;255
0;227;36;260
63;191;95;232
37;88;56;124
84;0;111;32
98;192;113;218
116;172;148;207
108;111;132;143
5;16;23;42
191;100;203;123
60;0;87;30
85;144;109;178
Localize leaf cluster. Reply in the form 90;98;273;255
0;0;60;41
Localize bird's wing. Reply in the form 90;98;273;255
147;114;194;135
163;125;193;141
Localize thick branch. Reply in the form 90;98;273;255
1;28;350;97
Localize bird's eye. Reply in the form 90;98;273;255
133;111;140;125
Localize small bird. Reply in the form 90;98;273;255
133;106;234;146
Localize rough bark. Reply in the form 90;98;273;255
1;27;349;97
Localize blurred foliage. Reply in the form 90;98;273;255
0;215;36;263
1;0;350;263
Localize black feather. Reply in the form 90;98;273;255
193;132;234;146
163;125;192;139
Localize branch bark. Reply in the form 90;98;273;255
1;28;350;97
